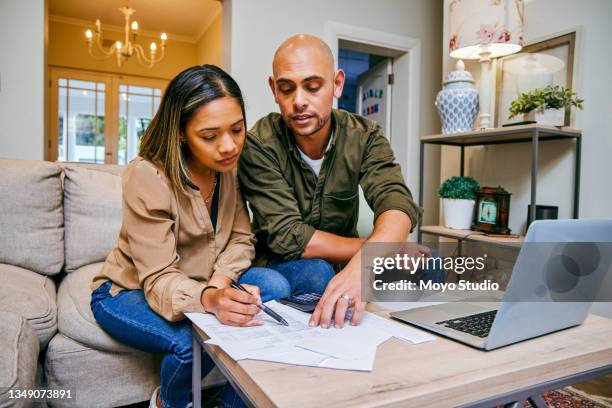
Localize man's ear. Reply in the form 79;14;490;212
333;69;346;99
268;76;279;103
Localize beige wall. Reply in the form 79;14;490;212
48;19;199;79
0;0;46;160
196;14;222;67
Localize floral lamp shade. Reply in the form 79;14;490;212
449;0;525;59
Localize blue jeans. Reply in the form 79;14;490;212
238;258;335;302
90;281;244;408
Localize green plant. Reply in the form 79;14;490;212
438;176;480;200
508;85;584;119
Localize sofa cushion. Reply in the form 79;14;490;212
0;264;57;347
45;333;158;408
61;164;124;273
0;158;64;275
57;263;135;352
0;311;39;407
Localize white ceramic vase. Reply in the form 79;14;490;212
435;60;479;134
443;198;475;230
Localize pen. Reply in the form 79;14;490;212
230;280;289;326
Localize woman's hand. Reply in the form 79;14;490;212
201;284;264;327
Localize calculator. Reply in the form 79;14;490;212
279;292;322;313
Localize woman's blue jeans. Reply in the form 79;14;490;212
90;258;334;408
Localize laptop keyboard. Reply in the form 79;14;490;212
437;310;498;338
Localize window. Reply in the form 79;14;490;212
49;68;166;164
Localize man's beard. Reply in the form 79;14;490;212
287;111;331;137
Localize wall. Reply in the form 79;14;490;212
0;0;46;160
225;0;443;226
48;19;198;80
441;0;612;317
196;14;222;67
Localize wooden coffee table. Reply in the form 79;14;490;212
192;304;612;407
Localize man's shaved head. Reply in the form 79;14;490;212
269;34;345;140
273;34;335;77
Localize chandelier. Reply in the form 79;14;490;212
85;6;167;68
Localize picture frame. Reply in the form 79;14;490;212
495;32;576;127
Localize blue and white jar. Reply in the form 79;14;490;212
435;60;479;134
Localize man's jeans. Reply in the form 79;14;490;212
238;258;335;302
90;259;334;408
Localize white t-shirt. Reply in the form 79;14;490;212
297;134;333;177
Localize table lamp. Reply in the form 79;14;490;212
449;0;525;128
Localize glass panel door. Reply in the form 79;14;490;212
49;68;166;164
57;79;107;163
117;84;162;165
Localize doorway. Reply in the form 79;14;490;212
338;49;392;140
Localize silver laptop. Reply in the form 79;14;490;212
390;219;612;350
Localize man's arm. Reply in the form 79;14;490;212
238;134;316;260
301;231;365;263
359;123;422;228
309;210;411;328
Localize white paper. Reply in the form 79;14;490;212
360;312;437;344
187;301;435;372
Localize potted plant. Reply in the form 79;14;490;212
508;85;584;125
439;176;480;230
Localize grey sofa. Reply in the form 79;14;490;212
0;159;161;407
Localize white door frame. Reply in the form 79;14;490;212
325;21;422;204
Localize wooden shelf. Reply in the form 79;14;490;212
420;124;581;146
420;225;524;247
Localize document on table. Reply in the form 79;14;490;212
186;301;435;372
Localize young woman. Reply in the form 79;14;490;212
90;65;335;408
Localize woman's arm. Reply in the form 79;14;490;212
123;160;208;322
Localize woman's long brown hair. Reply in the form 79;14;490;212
139;65;246;194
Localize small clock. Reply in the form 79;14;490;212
472;186;511;234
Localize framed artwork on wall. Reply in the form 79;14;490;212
495;32;576;127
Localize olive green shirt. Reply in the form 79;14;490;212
238;109;422;262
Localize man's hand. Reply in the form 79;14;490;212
309;261;365;329
202;284;264;327
309;210;414;329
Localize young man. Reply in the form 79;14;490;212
238;34;423;329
